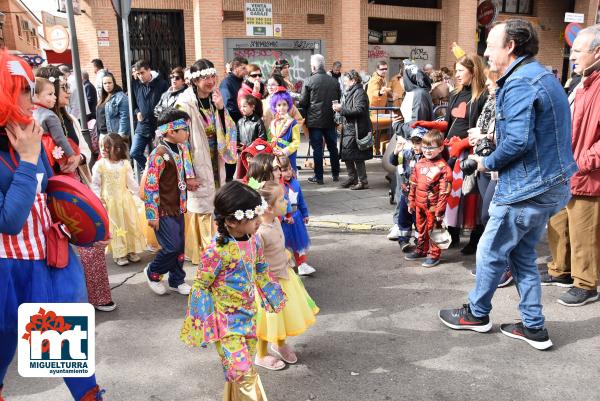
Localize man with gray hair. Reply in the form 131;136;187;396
299;54;341;184
543;24;600;307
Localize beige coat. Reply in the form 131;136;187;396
176;87;234;214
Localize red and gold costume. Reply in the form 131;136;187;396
408;156;452;259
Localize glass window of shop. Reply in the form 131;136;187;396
369;0;439;8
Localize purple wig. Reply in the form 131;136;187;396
270;90;293;114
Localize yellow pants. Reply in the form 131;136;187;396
547;196;600;290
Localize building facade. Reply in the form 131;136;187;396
73;0;599;87
0;0;42;54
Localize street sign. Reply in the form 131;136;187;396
564;12;585;23
47;25;70;53
58;0;81;15
477;0;497;27
97;30;110;46
565;22;582;47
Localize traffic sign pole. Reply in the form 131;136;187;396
65;0;90;146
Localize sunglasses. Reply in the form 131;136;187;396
170;75;183;80
250;73;263;78
378;68;388;71
422;145;441;151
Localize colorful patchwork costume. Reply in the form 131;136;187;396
180;235;285;400
143;139;195;288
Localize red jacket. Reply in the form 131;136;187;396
571;65;600;196
408;157;452;217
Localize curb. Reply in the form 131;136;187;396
308;221;392;232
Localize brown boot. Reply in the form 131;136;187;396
79;385;104;401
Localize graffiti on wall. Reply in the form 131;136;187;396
232;49;310;83
409;48;430;61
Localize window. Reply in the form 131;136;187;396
16;15;22;37
493;0;532;15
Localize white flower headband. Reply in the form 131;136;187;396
232;198;269;221
48;76;56;83
189;67;217;79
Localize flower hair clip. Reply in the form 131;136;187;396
48;76;56;83
232;198;269;220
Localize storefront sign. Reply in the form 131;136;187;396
245;3;273;37
368;29;382;44
383;31;397;45
564;12;584;23
477;0;497;27
97;30;110;47
47;25;70;53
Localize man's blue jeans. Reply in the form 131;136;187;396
468;182;570;329
308;127;340;180
130;133;154;172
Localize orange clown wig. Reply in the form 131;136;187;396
0;49;35;126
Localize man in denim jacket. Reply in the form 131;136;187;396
439;19;577;350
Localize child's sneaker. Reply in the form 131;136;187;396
404;251;426;261
298;262;316;276
421;257;440;268
398;237;413;252
127;253;141;263
169;283;191;295
115;257;129;266
144;265;167;295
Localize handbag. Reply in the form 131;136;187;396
462;172;478;195
45;222;71;268
354;121;374;151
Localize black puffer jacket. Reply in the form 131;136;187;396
299;67;341;129
339;83;373;162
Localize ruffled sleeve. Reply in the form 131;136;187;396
180;243;227;347
253;236;286;313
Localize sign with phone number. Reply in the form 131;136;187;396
246;3;273;37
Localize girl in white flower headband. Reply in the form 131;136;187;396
181;180;285;401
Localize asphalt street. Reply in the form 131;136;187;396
6;227;600;401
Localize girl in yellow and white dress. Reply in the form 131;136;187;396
91;133;146;265
254;181;319;370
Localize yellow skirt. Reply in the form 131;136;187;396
136;197;160;251
184;212;216;265
256;268;319;343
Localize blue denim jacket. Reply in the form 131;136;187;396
105;91;130;135
484;56;577;204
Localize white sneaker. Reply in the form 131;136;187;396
144;265;167;295
298;263;316;276
169;283;191;295
387;224;400;240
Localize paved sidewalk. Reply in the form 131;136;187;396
295;137;396;231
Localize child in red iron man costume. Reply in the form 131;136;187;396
0;50;104;401
406;129;452;268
